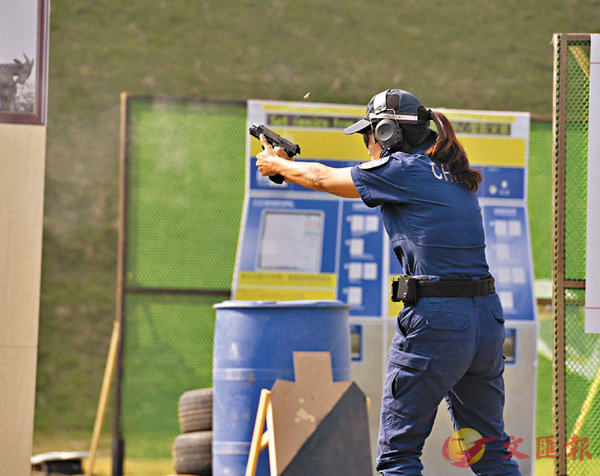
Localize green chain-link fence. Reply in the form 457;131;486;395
529;117;555;473
529;119;553;285
552;33;596;476
116;96;246;475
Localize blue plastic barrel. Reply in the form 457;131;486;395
212;300;351;476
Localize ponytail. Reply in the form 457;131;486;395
425;110;481;193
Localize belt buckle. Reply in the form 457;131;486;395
391;275;418;305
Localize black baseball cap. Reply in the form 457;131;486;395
344;89;427;135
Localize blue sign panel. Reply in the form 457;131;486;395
477;166;526;200
337;201;384;317
483;205;536;321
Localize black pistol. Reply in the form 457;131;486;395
249;123;301;184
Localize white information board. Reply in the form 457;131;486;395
257;210;324;271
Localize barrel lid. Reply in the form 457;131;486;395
213;299;350;310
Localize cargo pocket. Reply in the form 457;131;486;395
388;347;430;373
383;347;431;418
380;347;434;449
425;310;470;331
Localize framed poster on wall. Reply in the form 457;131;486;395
0;0;49;125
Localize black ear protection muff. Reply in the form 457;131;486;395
371;90;405;151
374;118;404;151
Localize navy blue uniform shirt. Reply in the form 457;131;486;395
351;143;489;279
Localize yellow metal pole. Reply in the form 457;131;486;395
86;320;121;476
568;364;600;452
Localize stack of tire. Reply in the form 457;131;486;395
172;387;213;475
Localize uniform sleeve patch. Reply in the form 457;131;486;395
358;156;390;170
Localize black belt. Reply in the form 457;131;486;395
391;275;495;305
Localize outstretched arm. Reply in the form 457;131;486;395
256;134;360;199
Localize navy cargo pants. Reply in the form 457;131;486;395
376;293;522;475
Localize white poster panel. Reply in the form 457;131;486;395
586;34;600;333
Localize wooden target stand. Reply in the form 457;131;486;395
246;389;278;476
246;352;372;476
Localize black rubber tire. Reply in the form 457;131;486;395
172;431;212;475
178;388;213;433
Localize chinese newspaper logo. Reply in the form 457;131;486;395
442;428;494;467
442;429;530;467
442;429;593;467
537;434;592;461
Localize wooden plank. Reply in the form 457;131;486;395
0;347;38;476
0;124;46;347
0;123;46;476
